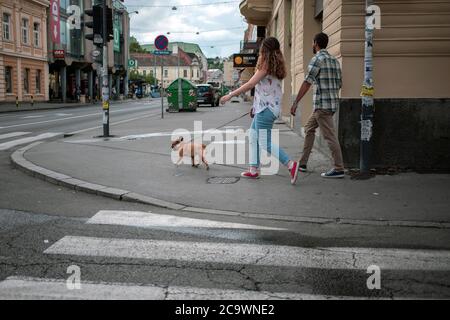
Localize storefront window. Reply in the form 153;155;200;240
5;67;12;93
24;68;30;94
36;70;41;94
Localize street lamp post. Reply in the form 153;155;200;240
359;0;376;178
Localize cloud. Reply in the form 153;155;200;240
125;0;245;57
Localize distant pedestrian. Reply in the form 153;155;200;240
290;32;345;179
220;37;299;185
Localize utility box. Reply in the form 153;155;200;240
167;78;198;112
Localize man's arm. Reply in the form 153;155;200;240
290;81;312;116
291;56;320;116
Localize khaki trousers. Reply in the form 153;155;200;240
300;109;344;171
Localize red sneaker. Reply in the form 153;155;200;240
241;171;260;179
290;161;299;185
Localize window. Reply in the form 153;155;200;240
5;67;12;93
2;13;11;40
164;69;168;77
197;70;199;78
24;68;30;93
35;70;41;94
33;23;40;47
22;18;29;44
150;70;153;76
143;70;146;76
183;70;188;78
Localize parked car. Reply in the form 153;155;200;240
196;84;219;107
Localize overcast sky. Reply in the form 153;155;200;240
124;0;247;58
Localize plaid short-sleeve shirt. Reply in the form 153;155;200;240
305;49;342;113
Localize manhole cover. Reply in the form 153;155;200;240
207;177;240;184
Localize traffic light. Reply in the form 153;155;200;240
84;5;102;45
84;5;113;44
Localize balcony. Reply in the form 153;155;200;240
239;0;273;26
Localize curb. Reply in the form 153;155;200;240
10;142;450;230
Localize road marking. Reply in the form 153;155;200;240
0;132;30;140
0;104;159;129
66;112;160;135
0;132;62;151
55;113;73;116
87;210;285;231
65;129;245;144
44;236;450;270
0;276;371;300
21;115;45;119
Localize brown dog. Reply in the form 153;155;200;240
171;137;209;170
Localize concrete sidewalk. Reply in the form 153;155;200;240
14;101;450;226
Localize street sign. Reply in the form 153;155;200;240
128;59;137;68
53;49;65;59
154;35;169;50
91;49;101;58
50;0;60;44
233;53;258;68
153;50;172;56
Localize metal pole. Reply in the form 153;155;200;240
178;49;182;110
101;0;110;137
161;55;164;119
360;0;375;175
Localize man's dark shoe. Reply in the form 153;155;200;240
321;169;345;179
298;165;307;173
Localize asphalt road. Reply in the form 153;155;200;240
0;101;449;300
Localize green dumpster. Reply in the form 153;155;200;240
167;78;198;112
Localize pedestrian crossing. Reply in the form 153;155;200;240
1;210;449;299
0;131;61;151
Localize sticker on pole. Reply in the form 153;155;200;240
102;101;109;110
154;35;169;51
361;85;374;97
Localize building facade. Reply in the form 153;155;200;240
47;0;130;103
0;0;49;103
142;41;208;83
240;0;450;171
131;49;202;87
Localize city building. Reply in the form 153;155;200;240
222;58;236;87
130;48;202;87
206;69;223;85
142;41;207;82
0;0;49;103
239;0;450;170
47;0;130;103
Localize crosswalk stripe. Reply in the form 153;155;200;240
0;276;375;300
44;236;450;270
0;132;30;140
0;132;61;151
86;210;286;231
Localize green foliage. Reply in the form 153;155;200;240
207;57;224;71
129;69;156;84
129;36;147;53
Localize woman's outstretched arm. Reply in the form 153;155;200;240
220;69;267;105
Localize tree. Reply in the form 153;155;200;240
129;36;147;53
129;69;156;85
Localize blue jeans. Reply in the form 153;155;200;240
249;108;291;167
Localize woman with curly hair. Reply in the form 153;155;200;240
220;37;299;184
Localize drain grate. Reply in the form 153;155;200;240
207;177;240;184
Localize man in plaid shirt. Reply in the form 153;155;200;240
291;32;345;178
